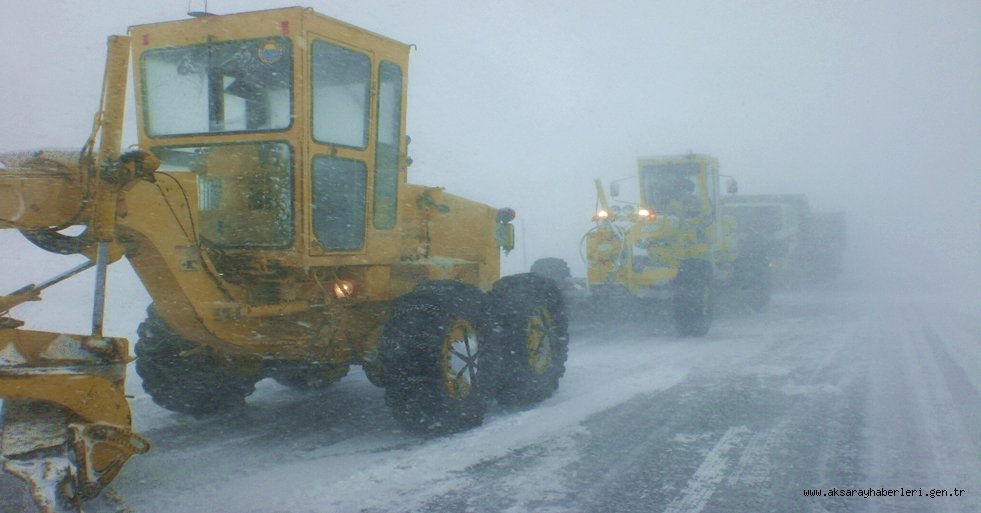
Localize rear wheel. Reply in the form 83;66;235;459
673;260;713;337
135;306;258;415
490;273;569;408
530;257;572;289
379;281;494;435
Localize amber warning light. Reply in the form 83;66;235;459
496;208;516;224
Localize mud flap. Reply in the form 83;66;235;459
0;328;149;513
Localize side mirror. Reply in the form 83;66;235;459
610;182;620;198
495;223;515;255
726;178;738;194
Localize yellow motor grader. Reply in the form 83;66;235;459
535;154;770;336
0;8;568;512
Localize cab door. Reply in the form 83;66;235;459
305;35;404;263
307;37;373;256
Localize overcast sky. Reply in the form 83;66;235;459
1;0;978;291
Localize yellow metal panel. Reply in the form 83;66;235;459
0;329;131;427
0;161;84;230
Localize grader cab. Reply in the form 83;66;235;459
0;8;568;512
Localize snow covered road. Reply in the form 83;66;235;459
68;286;980;513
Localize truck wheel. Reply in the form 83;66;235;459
490;273;569;408
379;281;494;435
135;306;257;415
530;257;572;289
673;260;713;337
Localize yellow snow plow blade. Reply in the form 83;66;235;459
0;328;148;513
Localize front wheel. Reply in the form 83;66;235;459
673;260;713;337
135;306;258;415
490;273;569;408
379;281;494;435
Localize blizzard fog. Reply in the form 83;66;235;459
1;0;978;296
1;2;980;512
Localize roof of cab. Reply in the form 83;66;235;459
128;6;411;50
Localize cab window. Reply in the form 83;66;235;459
142;37;292;136
152;142;293;248
373;61;402;228
312;156;367;251
311;41;371;148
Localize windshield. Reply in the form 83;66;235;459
640;161;701;211
142;37;292;136
153;142;293;248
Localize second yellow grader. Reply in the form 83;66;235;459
535;154;770;336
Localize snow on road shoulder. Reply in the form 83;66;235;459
144;335;697;513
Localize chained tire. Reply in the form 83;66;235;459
530;257;572;289
135;306;258;415
490;273;569;408
673;260;713;337
379;281;494;435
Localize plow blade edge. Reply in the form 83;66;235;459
0;328;148;513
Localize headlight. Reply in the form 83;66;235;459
637;207;657;221
332;279;357;299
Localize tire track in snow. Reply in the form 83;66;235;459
921;325;981;446
863;301;981;513
662;425;751;513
